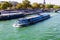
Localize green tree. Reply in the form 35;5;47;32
31;2;39;9
53;5;59;9
45;4;53;8
16;3;22;9
22;0;31;9
1;3;7;9
0;3;1;10
39;4;44;8
58;6;60;9
0;1;12;10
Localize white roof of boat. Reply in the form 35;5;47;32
19;13;49;20
40;13;48;15
0;12;23;16
25;13;49;19
25;15;40;19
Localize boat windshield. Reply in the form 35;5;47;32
17;19;28;24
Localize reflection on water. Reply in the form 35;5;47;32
0;12;60;40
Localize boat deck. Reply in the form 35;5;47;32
0;12;23;16
25;15;40;19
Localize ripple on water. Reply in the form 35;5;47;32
0;13;60;40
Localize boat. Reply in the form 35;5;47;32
13;14;50;27
0;12;24;20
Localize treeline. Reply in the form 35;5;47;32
0;0;60;10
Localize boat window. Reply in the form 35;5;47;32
18;19;28;24
0;12;1;15
28;19;30;22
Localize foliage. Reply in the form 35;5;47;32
39;4;44;8
22;0;31;9
0;0;60;10
31;2;39;9
45;4;53;8
16;3;22;9
0;1;12;10
53;5;59;9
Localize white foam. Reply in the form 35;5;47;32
12;24;20;27
50;13;57;17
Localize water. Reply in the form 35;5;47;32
0;12;60;40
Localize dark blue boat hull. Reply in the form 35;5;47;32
0;14;24;20
30;15;50;24
19;14;50;26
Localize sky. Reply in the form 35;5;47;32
0;0;60;5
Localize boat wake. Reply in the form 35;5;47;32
50;13;58;17
12;24;19;27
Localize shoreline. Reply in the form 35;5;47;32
0;8;59;21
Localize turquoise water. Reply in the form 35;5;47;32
0;12;60;40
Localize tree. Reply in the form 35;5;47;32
0;1;12;10
39;4;44;8
1;3;7;9
22;0;31;9
45;4;53;8
53;5;59;9
58;6;60;9
31;2;39;9
16;3;22;9
0;3;1;10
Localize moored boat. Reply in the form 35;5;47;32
0;12;24;20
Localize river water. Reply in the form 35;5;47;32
0;12;60;40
